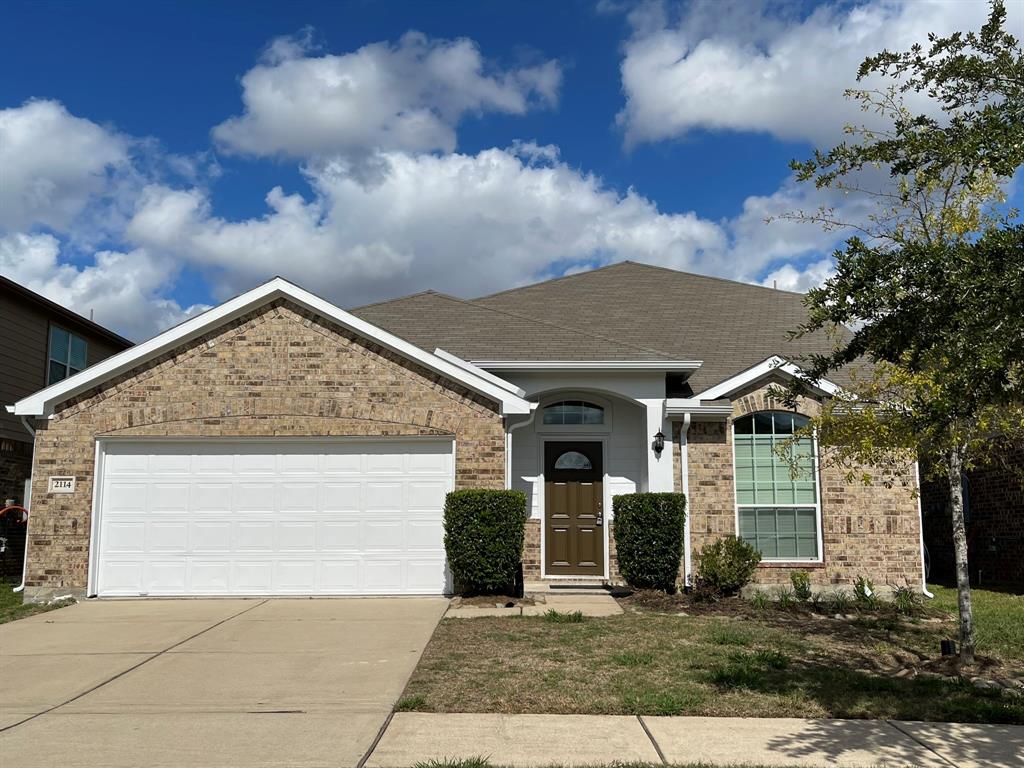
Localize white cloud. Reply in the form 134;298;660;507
0;100;129;233
762;257;837;293
616;0;998;147
213;31;562;159
125;145;730;304
0;232;205;340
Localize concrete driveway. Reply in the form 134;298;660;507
0;597;447;768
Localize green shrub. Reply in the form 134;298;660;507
748;590;770;610
697;536;761;595
612;492;687;592
443;489;526;594
791;570;812;601
825;590;853;614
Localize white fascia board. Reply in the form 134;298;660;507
12;277;532;417
472;360;702;372
433;349;527;397
665;398;734;420
698;356;841;401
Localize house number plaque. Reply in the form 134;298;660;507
48;476;76;493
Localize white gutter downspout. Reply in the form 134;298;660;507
13;416;35;593
680;413;693;589
915;461;934;598
504;404;539;489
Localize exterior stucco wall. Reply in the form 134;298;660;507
24;301;505;599
684;379;923;591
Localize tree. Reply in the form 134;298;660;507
779;1;1024;664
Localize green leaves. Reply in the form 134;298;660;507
611;492;687;592
443;489;527;594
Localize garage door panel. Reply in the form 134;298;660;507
194;483;232;512
318;521;360;551
96;440;453;596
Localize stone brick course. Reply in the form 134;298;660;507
24;301;506;598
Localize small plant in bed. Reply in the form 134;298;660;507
696;536;761;596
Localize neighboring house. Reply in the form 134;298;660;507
7;263;925;601
0;276;131;508
921;445;1024;589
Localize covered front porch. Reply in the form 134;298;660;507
500;370;676;583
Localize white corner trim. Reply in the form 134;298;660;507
12;277;531;417
471;360;702;372
698;356;841;401
434;348;527;397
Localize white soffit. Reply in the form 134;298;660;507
10;278;531;417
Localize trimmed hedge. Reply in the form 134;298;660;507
612;492;687;592
697;536;762;595
443;489;527;594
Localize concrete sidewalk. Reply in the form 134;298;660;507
365;712;1024;767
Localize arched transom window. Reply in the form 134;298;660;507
733;411;820;561
542;400;604;425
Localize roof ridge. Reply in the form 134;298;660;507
474;259;808;301
349;289;450;312
428;292;681;360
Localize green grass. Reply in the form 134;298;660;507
399;589;1024;724
929;584;1024;660
0;583;74;623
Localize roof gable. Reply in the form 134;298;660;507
10;278;531;417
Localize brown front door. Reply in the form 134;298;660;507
544;441;604;576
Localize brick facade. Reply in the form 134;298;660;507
24;301;506;599
921;446;1024;588
682;380;924;591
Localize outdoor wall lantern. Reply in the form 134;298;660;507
652;430;665;456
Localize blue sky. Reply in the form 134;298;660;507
0;0;1015;339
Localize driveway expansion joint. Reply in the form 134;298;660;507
0;599;268;734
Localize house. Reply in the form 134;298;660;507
921;445;1024;589
0;276;132;508
7;262;926;601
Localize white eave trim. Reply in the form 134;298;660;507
10;277;532;417
472;360;702;372
697;356;841;401
433;348;527;397
665;398;733;420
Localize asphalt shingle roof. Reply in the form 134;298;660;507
351;262;851;395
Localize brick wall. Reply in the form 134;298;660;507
24;301;506;598
921;446;1024;588
684;380;923;591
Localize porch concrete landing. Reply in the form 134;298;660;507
445;593;622;618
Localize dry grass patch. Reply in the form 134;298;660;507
400;597;1023;723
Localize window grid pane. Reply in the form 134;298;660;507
735;412;818;561
542;401;604;425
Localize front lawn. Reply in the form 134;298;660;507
928;584;1023;661
0;583;74;623
399;588;1024;724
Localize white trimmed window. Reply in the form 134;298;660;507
733;411;821;561
48;325;88;385
542;400;604;425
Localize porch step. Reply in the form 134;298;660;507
525;580;626;596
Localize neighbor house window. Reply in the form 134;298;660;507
733;411;820;560
542;401;604;425
48;326;88;385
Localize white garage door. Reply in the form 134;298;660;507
93;439;454;597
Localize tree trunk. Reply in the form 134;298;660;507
948;446;975;665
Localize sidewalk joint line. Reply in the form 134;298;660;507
885;720;959;768
357;709;395;768
637;715;667;765
0;599;269;734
